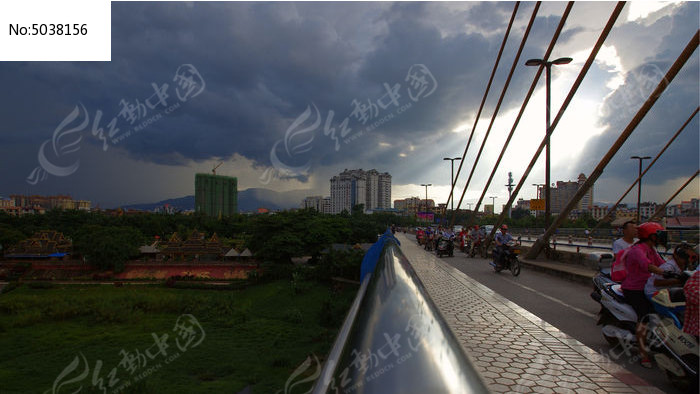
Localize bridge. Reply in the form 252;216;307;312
313;231;669;393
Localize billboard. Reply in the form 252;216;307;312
417;212;434;223
530;199;545;211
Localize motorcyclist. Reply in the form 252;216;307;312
494;224;514;268
644;242;697;299
621;221;668;368
468;225;480;255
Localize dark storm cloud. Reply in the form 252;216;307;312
573;1;699;186
1;1;563;172
0;1;696;205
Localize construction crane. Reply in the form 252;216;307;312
212;162;223;175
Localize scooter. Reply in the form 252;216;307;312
424;235;434;251
649;281;698;391
490;244;521;276
594;280;640;345
436;237;454;258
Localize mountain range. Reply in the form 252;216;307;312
121;188;315;212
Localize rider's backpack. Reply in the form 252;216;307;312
610;248;629;282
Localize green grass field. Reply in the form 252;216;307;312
0;280;357;393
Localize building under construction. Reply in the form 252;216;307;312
194;173;238;217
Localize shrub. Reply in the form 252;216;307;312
283;308;303;324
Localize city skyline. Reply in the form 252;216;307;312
0;2;697;210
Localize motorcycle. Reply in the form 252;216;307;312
436;237;454;258
649;278;698;391
490;243;521;276
593;276;645;346
424;235;434;251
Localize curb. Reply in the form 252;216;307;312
519;259;596;286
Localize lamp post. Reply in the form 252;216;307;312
489;196;498;215
525;57;572;230
631;156;651;223
420;183;432;222
443;157;461;213
532;183;546;199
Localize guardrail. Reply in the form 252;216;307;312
313;231;487;394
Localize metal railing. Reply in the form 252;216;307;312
313;232;487;394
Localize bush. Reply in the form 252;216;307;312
283;308;303;324
258;262;294;281
290;271;312;295
316;249;364;282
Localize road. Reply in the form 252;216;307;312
433;247;681;394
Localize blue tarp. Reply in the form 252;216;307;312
360;229;400;282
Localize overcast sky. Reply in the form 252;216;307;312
0;1;698;210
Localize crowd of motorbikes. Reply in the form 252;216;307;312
412;224;697;390
414;225;521;276
590;250;698;392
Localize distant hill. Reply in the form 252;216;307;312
121;188;316;212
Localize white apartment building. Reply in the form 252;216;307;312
329;169;391;214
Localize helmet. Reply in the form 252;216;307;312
501;224;508;230
637;222;664;240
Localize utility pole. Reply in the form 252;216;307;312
506;172;514;218
526;56;572;230
443;157;461;213
489;196;498;215
420;184;432;222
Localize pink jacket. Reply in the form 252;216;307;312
621;243;665;291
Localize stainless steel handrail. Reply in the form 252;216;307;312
313;237;487;393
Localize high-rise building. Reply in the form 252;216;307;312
321;197;332;214
329;169;391;213
302;195;333;214
550;173;593;214
394;197;434;213
303;196;324;211
378;172;392;209
195;173;238;217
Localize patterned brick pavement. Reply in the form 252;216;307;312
396;234;663;394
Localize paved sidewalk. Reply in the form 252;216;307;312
396;234;662;394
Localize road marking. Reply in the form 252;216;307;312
501;278;597;318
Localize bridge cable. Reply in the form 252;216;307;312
449;1;546;228
592;106;699;228
469;3;556;221
480;2;626;251
648;170;700;223
524;29;699;259
441;1;521;224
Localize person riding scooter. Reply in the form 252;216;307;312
493;225;514;269
621;221;668;368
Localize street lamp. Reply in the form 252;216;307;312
532;183;546;199
631;156;651;223
525;56;572;230
443;157;461;213
420;183;432;221
489;196;498;215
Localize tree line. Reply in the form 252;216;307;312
0;205;417;270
